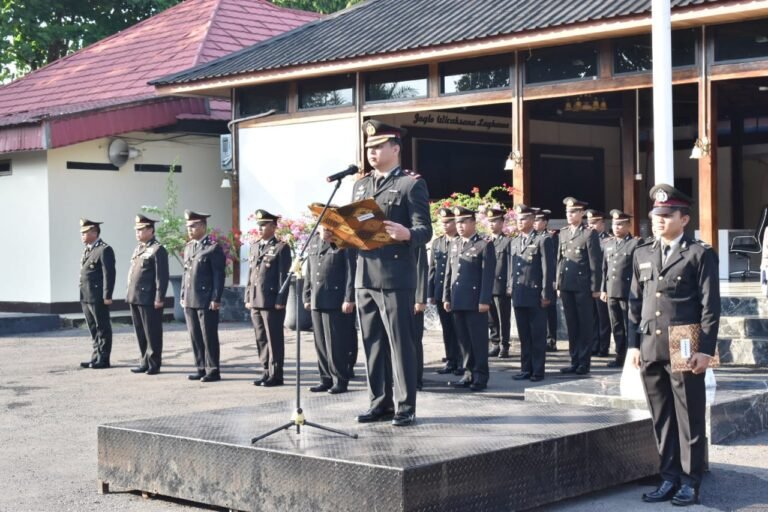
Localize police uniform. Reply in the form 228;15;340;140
303;237;357;394
78;219;116;369
601;210;640;367
507;205;555;381
556;198;602;374
126;215;169;374
442;206;496;391
181;210;226;382
534;209;560;352
427;208;461;374
413;242;429;389
629;185;720;505
353;120;432;426
245;209;292;387
485;208;513;358
586;210;612;357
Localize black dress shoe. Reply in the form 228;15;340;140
453;367;466;376
80;361;93;369
498;346;510;358
188;371;205;381
560;365;577;374
470;382;487;391
671;484;699;506
530;375;544;382
356;408;395;423
436;365;456;374
392;412;415;426
310;384;331;392
130;367;148;374
488;344;501;357
261;377;284;387
200;371;221;382
513;372;531;380
642;480;678;503
607;359;624;368
328;382;348;394
145;368;160;375
253;374;269;386
575;365;590;375
90;362;110;369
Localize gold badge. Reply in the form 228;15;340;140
655;189;668;202
612;212;620;219
452;207;461;216
566;198;575;207
365;124;376;136
440;210;448;217
80;219;86;226
256;211;263;219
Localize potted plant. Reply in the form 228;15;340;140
430;184;518;237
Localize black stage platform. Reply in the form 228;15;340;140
98;393;659;511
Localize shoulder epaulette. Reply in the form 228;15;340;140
692;239;713;249
402;169;421;179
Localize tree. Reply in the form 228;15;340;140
0;0;182;82
270;0;361;14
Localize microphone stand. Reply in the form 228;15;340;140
252;178;358;443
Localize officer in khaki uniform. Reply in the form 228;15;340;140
181;210;226;383
556;197;602;375
443;206;495;391
628;184;720;507
427;207;461;375
126;214;169;375
599;209;640;368
507;205;555;382
79;219;116;369
485;207;513;359
245;209;292;387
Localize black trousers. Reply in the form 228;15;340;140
513;305;547;377
607;297;629;362
641;361;707;487
130;304;163;371
311;309;356;386
592;297;611;354
356;288;417;415
413;310;425;387
81;301;112;365
560;290;594;369
545;299;558;344
436;301;460;367
251;308;286;379
488;294;512;346
453;310;490;385
184;307;220;373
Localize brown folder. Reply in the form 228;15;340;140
668;323;720;372
308;199;396;251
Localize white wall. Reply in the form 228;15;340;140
46;132;231;303
0;151;51;302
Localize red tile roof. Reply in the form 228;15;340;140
0;0;318;149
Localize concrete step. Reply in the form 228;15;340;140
719;316;768;338
718;338;768;366
721;295;768;317
0;313;62;336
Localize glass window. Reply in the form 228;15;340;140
525;43;598;84
237;83;287;117
613;29;697;74
0;160;10;177
366;66;428;102
298;74;354;110
440;55;511;95
714;19;768;62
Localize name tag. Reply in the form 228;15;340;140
639;262;652;269
357;213;374;222
680;338;692;358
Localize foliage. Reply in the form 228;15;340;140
429;184;518;237
208;228;240;277
243;212;316;256
0;0;182;81
270;0;361;14
142;163;187;266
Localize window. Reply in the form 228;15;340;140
298;74;354;110
237;83;288;117
0;160;10;177
440;55;511;95
613;29;697;74
366;66;428;102
714;19;768;62
134;164;183;173
525;43;599;84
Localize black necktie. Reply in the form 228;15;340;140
662;244;671;265
375;175;385;189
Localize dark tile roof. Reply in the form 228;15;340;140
152;0;722;86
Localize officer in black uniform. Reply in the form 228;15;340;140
533;209;559;352
181;210;226;383
413;242;429;390
485;207;513;359
352;120;432;427
629;184;720;507
428;207;462;375
443;206;495;391
600;209;640;368
507;205;555;382
79;219;116;369
556;197;602;375
303;225;357;394
586;209;612;357
126;214;169;375
245;209;292;387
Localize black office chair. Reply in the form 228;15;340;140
729;204;768;279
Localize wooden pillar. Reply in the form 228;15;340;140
621;90;640;235
512;52;531;205
698;80;718;249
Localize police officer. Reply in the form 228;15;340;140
245;209;292;387
600;210;640;368
629;184;720;507
443;206;495;391
126;214;169;375
586;209;612;358
352;120;432;427
556;197;602;375
427;207;462;375
303;225;357;394
79;219;116;369
507;205;555;382
533;209;559;352
485;207;513;359
413;242;429;390
181;210;226;383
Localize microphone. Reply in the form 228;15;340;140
326;164;359;182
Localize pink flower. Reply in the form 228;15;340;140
471;187;480;195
